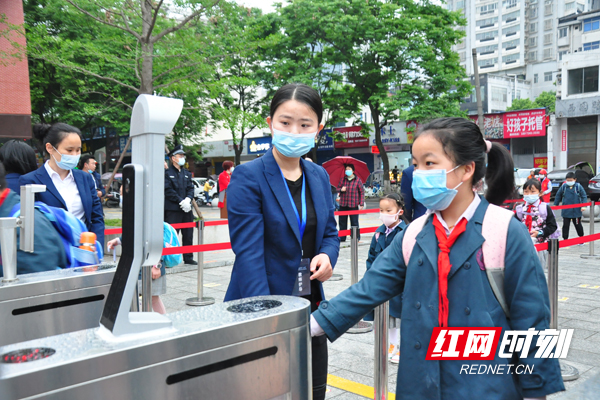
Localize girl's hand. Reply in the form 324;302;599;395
582;207;587;212
530;231;539;238
151;265;162;280
107;237;121;251
310;254;333;282
341;186;347;192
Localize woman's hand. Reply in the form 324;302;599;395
152;265;162;280
310;253;333;282
107;237;121;251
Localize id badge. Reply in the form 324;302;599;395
292;258;311;296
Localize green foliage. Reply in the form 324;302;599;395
505;92;556;113
506;98;536;112
0;13;26;66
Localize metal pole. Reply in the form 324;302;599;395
472;48;484;130
374;302;389;400
186;220;215;306
0;218;18;282
141;265;152;312
581;200;600;259
131;284;139;312
547;238;580;381
347;226;373;334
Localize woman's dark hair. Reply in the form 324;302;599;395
222;160;234;171
566;171;576;179
270;84;323;124
416;117;514;206
78;154;95;170
0;140;38;176
33;123;81;155
345;164;355;172
523;178;541;192
380;193;409;224
0;162;8;190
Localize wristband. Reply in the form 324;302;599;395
538;230;544;237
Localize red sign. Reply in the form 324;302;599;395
426;327;502;361
534;157;548;169
562;130;567;151
334;126;369;148
371;145;380;154
503;109;546;138
468;114;504;139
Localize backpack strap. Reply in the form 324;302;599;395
538;202;547;220
401;213;431;266
481;204;514;319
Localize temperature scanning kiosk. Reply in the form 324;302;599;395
0;95;311;400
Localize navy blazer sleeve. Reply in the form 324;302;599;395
94;172;106;197
400;168;414;221
316;168;340;268
185;170;194;200
84;172;105;245
227;165;270;297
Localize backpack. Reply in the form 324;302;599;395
162;222;183;268
515;203;561;239
401;204;513;318
10;202;104;268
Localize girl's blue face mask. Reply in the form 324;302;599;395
411;165;463;211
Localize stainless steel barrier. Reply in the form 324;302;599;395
581;200;600;259
547;239;580;382
374;301;389;400
0;296;311;400
347;226;373;334
141;265;152;312
186;219;215;306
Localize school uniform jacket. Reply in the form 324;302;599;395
224;148;340;302
363;222;406;321
313;197;564;400
554;182;587;219
19;167;104;245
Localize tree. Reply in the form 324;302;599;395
533;91;556;113
506;98;536;112
279;0;470;190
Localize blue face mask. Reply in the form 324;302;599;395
178;157;186;166
52;147;80;171
411;166;463;211
272;128;316;158
88;169;93;174
524;194;539;204
566;181;575;187
345;170;353;177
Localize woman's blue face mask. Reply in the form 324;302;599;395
411;165;463;211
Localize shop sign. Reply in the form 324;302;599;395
118;137;132;155
561;130;567;152
371;125;401;145
247;136;272;154
371;145;380;154
317;129;334;151
468;114;504;139
503;109;546;138
534;157;548;169
334;126;369;149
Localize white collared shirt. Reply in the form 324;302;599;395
44;161;85;220
433;193;481;235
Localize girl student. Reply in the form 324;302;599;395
515;178;559;269
363;193;408;364
310;118;563;400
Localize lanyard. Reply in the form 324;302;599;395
280;168;307;240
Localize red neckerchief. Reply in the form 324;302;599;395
432;214;468;328
525;204;533;230
0;189;10;208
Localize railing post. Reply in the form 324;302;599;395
374;301;389;400
347;226;373;334
186;220;215;306
141;265;152;312
131;284;139;312
547;238;580;381
581;200;600;259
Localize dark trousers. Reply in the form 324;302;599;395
312;335;328;400
563;217;584;240
339;206;359;242
165;209;194;261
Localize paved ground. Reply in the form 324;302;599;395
110;201;600;398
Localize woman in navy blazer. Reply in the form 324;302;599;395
19;123;104;245
225;84;339;400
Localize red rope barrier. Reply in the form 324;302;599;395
551;202;592;210
162;242;232;255
205;220;228;227
334;209;380;216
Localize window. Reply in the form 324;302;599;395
503;53;520;63
559;27;568;38
478;44;499;54
503;25;519;35
544;33;553;45
459;52;466;62
503;0;518;8
529;51;538;61
503;39;520;49
584;41;600;51
477;17;499;28
534;73;539;83
477;30;499;41
479;58;498;68
530;22;538;32
529;7;538;18
583;17;600;32
544;1;553;15
517;90;522;99
529;37;538;46
559;50;569;60
477;3;498;14
503;11;519;22
543;47;554;59
565;2;575;10
544;72;553;81
456;0;465;9
544;19;553;30
568;66;599;95
491;87;508;102
457;40;466;49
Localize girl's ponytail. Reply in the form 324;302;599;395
484;142;514;205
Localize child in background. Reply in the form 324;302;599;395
515;179;558;269
364;193;408;364
554;171;587;242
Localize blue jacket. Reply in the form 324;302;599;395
554;182;587;219
224;149;340;302
5;173;21;194
400;165;427;221
363;221;407;321
19;166;105;245
0;191;67;277
313;197;564;400
91;171;106;197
